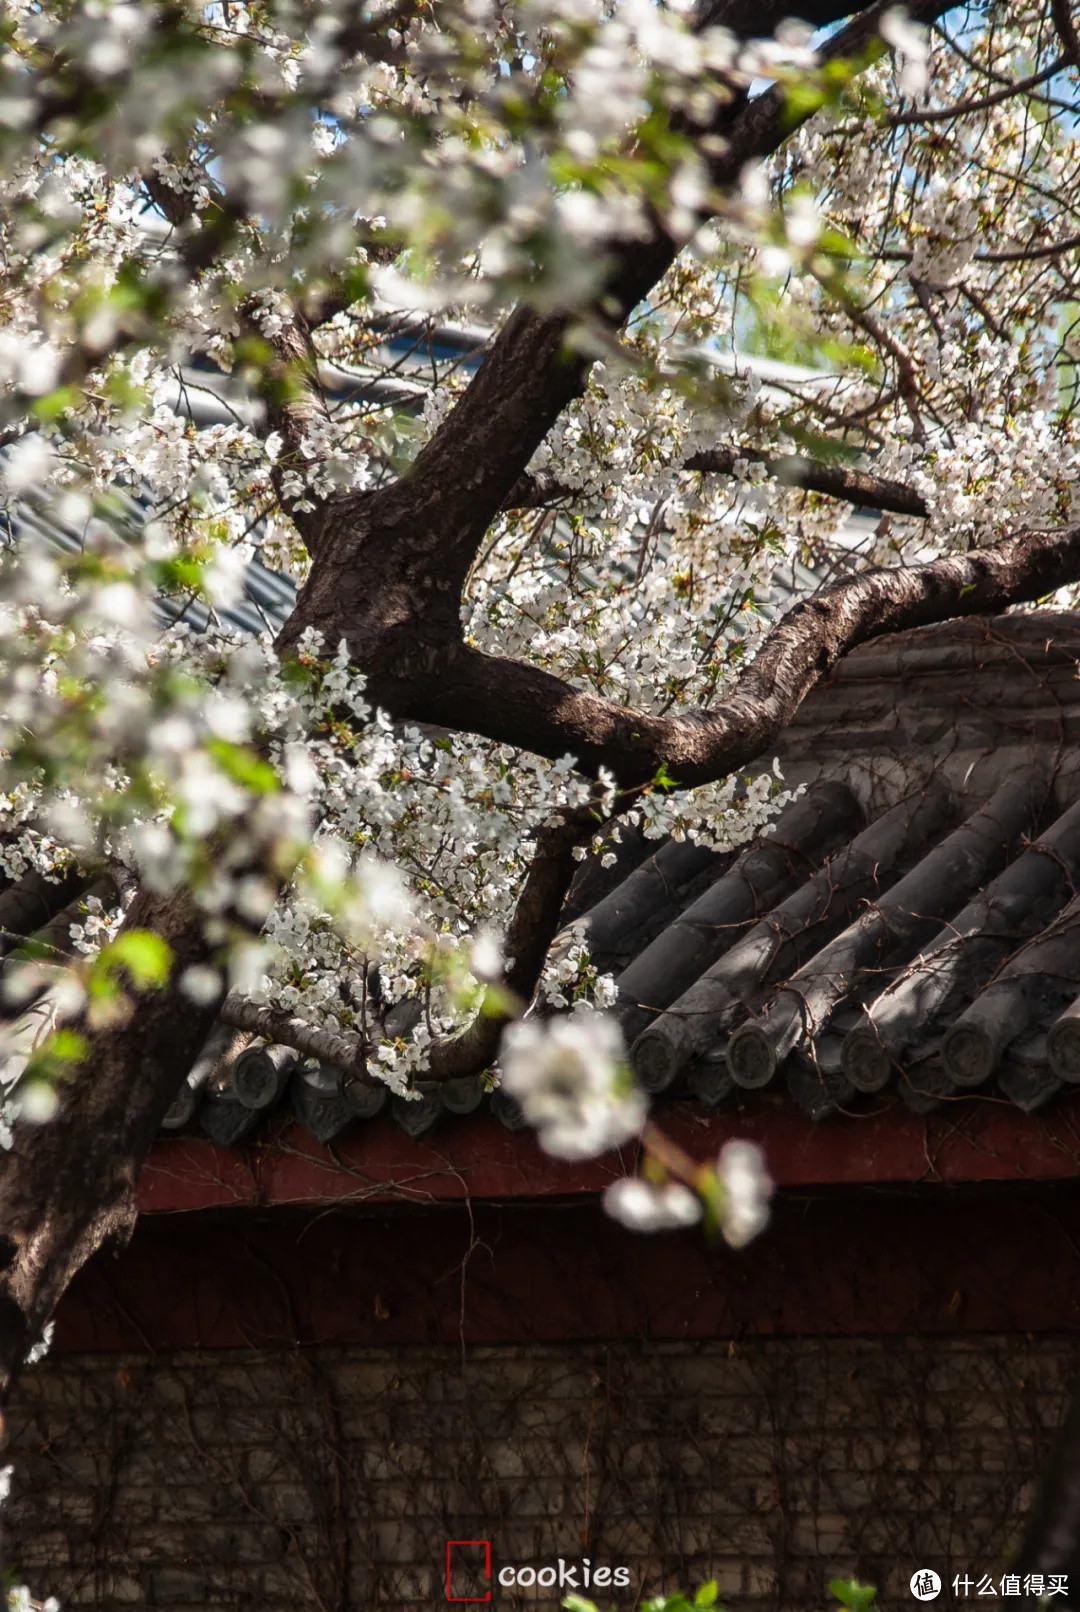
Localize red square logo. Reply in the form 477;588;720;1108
446;1540;492;1602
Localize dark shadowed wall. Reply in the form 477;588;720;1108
5;1185;1080;1611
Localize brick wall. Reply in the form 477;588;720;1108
2;1334;1071;1612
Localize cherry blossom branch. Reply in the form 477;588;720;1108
28;0;424;138
425;808;597;1078
388;519;1080;785
878;235;1080;266
315;0;948;593
976;233;1080;265
143;169;332;548
220;808;598;1083
0;177;250;440
842;304;928;445
885;54;1068;125
637;1118;707;1186
507;451;930;519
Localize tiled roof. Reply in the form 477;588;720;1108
598;610;1080;1119
6;609;1080;1143
618;771;1075;1116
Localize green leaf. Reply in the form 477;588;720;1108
99;930;173;991
103;367;150;415
784;80;827;121
207;739;280;794
695;1583;719;1607
21;1027;90;1090
479;982;521;1018
830;1578;878;1612
31;384;81;422
651;761;681;793
39;1027;89;1065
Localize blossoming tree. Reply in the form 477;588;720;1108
0;0;1077;1445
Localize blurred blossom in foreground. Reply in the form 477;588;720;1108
602;1140;773;1246
501;1012;773;1247
717;1139;773;1248
879;5;929;98
499;1007;646;1160
603;1176;702;1233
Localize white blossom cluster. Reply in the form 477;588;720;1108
5;21;1080;1611
0;0;825;366
501;1005;647;1159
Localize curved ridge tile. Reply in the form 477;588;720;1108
630;779;954;1093
726;773;1044;1090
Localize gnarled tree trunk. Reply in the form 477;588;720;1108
0;885;220;1406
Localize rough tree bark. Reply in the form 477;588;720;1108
0;0;1073;1421
0;884;223;1403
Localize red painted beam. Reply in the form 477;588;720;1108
136;1111;631;1212
136;1093;1080;1215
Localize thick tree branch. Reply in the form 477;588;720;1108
685;449;928;515
0;0;1017;1422
381;521;1080;786
425;808;597;1077
506;450;930;519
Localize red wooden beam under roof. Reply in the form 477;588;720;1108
136;1094;1080;1216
